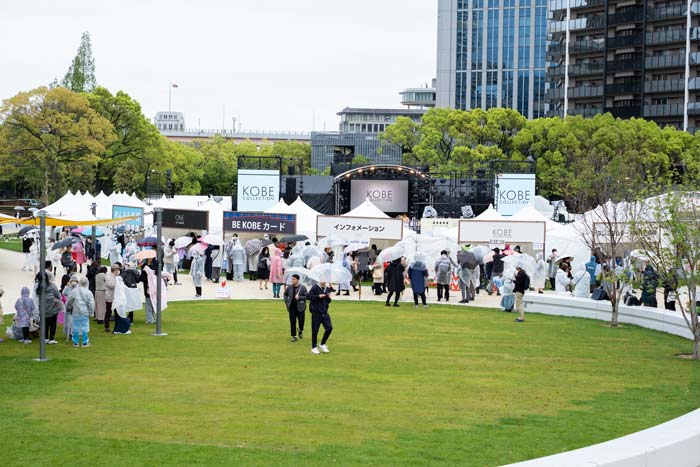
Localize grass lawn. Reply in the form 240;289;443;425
0;237;22;253
1;300;698;466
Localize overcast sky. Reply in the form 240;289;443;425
1;1;437;132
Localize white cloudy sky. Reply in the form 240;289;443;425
1;1;437;132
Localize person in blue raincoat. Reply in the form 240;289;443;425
585;256;600;293
408;255;429;309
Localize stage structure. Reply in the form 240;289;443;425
331;160;536;218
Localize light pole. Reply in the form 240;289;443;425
152;208;167;337
91;202;97;262
35;210;48;362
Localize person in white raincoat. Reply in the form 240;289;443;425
555;263;573;295
532;252;547;293
191;249;205;298
108;238;123;266
230;240;246;282
123;239;138;265
572;264;591;298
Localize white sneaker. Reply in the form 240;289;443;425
49;340;58;345
311;347;321;355
319;344;329;353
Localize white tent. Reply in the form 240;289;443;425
265;198;294;214
511;205;559;231
288;197;322;238
343;199;390;219
474;204;504;220
546;222;591;270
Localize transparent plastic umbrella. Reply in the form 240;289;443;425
469;245;491;263
244;239;262;256
201;234;224;246
377;245;406;263
283;267;312;285
503;253;537;279
174;236;192;249
308;262;352;284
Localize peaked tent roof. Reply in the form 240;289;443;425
264;198;294;214
474;204;504;221
342;199;390;219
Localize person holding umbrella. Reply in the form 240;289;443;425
61;244;76;274
513;263;530;322
307;280;333;354
284;274;307;342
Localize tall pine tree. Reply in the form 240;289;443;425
62;31;96;92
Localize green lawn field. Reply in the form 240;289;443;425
0;237;22;252
1;300;698;466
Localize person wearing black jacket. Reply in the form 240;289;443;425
139;257;158;325
306;281;333;354
513;265;529;322
488;248;504;296
384;258;405;307
284;274;308;342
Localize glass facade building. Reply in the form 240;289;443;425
437;0;548;118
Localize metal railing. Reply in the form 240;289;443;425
644;79;686;93
160;128;311;139
645;54;686;69
608;9;644;25
607;82;643;94
643;103;685;117
607;57;643;71
648;4;686;21
646;29;686;45
608;34;644;48
568;107;604;117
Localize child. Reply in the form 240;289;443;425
14;286;36;344
66;277;95;347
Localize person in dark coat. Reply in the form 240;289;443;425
384;258;406;307
204;244;214;280
283;274;307;342
306;281;333;354
488;248;504;296
641;264;658;308
408;256;429;309
513;265;529;322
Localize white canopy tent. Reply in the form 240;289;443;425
474;204;504;221
288;197;322;239
264;198;295;214
343;199;390;219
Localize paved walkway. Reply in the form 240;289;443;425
0;248;508;315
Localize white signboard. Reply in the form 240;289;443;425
458;220;546;246
237;169;280;212
350;180;408;213
420;218;461;236
317;215;404;241
495;173;536;217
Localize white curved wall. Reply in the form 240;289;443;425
505;294;700;466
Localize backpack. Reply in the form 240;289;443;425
257;257;267;270
591;287;609;301
121;270;139;288
523;273;530;291
437;260;450;275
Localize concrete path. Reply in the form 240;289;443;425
0;247;507;316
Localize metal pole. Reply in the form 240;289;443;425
91;202;97;263
152;208;167;337
35;211;48;362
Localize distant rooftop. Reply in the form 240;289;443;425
337;107;427;116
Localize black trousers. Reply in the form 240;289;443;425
413;291;426;305
44;314;58;340
437;284;450;300
289;306;305;337
549;277;556;290
373;283;383;295
386;291;400;305
104;302;113;330
311;312;332;348
22;326;29;340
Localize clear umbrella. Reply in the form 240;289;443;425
283;267;312;285
503;253;537;279
377;245;406;263
308;262;352;284
469;245;491;263
244;239;262;256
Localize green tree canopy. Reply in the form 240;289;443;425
62;31;97;93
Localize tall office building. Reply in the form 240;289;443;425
547;0;700;130
436;0;548;118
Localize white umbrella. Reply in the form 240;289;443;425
201;234;224;246
470;245;491;263
503;253;537;279
308;262;352;284
343;240;368;254
377;245;406;263
174;236;192;249
318;235;347;249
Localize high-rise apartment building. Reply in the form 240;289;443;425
436;0;549;118
547;0;700;130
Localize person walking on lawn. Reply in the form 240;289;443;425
284;274;308;342
513;264;530;323
307;280;333;355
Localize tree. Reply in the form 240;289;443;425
379;116;420;161
86;87;161;192
0;87;114;203
575;179;641;327
197;136;238;195
632;191;700;359
62;31;97;93
352;154;370;165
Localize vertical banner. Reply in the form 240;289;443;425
495;173;536;217
237;169;280;212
